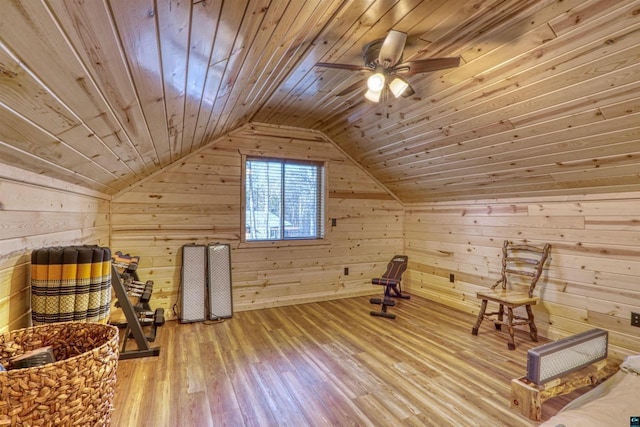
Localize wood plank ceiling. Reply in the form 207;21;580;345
1;0;639;202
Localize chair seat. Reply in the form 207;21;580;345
476;289;539;306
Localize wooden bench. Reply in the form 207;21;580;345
510;359;619;421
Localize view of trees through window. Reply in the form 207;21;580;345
245;158;324;241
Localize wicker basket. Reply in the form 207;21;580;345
0;322;119;426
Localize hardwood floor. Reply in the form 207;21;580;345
111;296;578;426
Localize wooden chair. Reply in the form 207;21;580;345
369;255;410;319
472;241;551;350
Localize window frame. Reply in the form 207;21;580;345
241;154;328;247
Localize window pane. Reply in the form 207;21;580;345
284;163;318;239
245;157;324;242
245;160;282;241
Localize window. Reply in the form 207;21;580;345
244;157;325;242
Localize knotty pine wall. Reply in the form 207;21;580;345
110;124;403;318
0;165;110;333
3;122;638;361
403;192;640;357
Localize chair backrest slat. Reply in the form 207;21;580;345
495;241;551;297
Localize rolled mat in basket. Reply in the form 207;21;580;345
45;248;63;324
0;322;119;426
81;247;99;323
30;250;49;325
99;248;112;321
31;246;111;325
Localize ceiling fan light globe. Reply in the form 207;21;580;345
402;85;415;98
364;89;382;103
367;73;385;92
389;77;409;98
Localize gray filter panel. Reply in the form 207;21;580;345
526;328;608;384
207;244;233;319
180;244;207;322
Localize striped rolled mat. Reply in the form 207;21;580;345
83;246;101;323
30;249;49;325
98;247;112;322
30;245;112;325
88;246;111;323
62;247;85;322
45;248;64;324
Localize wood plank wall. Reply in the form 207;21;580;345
4;120;637;363
0;165;110;333
110;124;403;318
403;192;640;358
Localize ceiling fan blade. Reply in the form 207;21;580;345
335;79;366;97
378;30;407;67
395;57;460;75
315;62;369;71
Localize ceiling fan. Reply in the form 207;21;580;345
315;30;460;103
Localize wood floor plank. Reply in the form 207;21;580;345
113;295;589;425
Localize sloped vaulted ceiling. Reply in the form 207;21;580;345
0;0;639;202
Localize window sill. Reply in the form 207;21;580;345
238;239;330;249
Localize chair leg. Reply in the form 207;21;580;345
472;299;488;335
526;304;538;341
495;304;504;330
506;307;516;350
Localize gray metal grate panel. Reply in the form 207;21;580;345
527;328;608;384
207;243;233;319
180;244;207;322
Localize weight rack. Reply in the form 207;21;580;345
110;252;163;360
